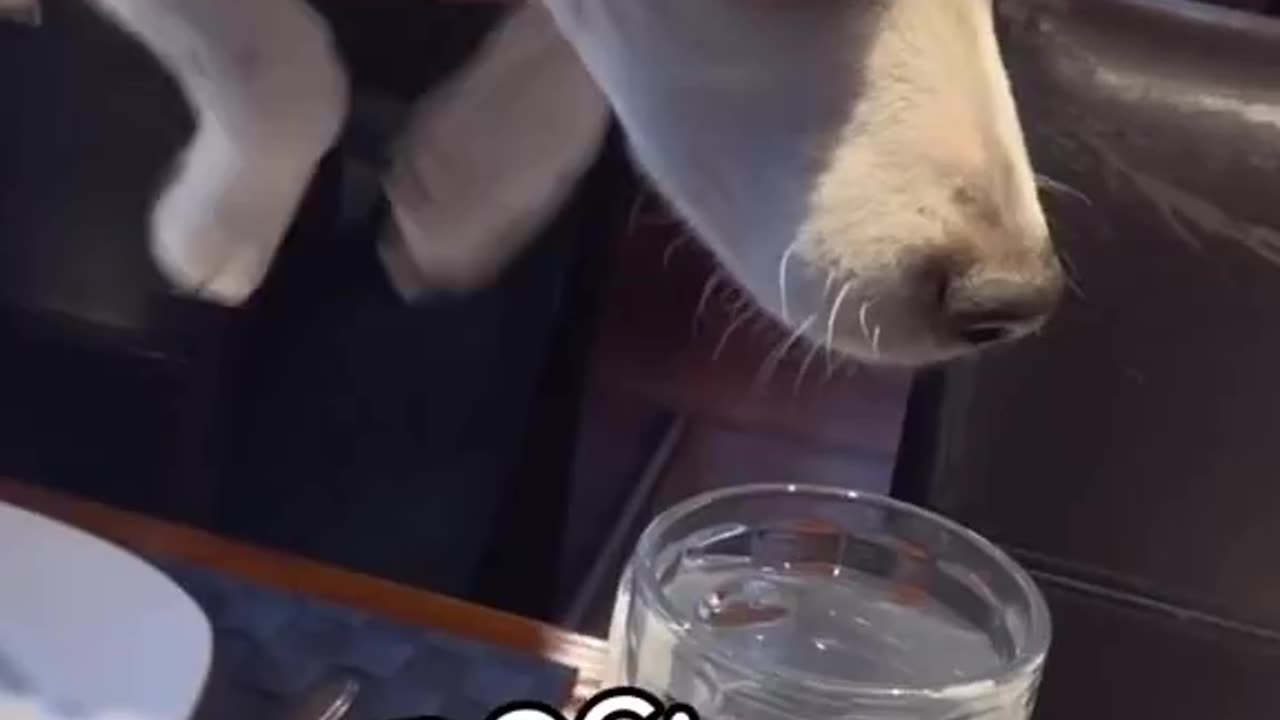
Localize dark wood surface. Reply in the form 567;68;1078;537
589;203;912;460
652;421;892;510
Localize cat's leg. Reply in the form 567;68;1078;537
91;0;348;305
379;0;608;298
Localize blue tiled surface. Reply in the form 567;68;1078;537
156;562;576;720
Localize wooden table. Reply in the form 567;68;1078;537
0;478;608;712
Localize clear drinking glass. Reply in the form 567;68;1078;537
605;484;1050;720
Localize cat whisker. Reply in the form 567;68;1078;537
756;315;815;391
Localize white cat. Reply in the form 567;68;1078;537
42;0;1062;366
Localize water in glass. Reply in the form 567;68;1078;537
605;485;1049;720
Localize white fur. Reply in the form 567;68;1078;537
91;0;347;306
380;0;608;297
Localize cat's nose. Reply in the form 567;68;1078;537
936;255;1064;348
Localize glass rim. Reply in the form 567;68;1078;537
630;483;1052;701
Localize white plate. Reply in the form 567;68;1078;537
0;501;212;719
